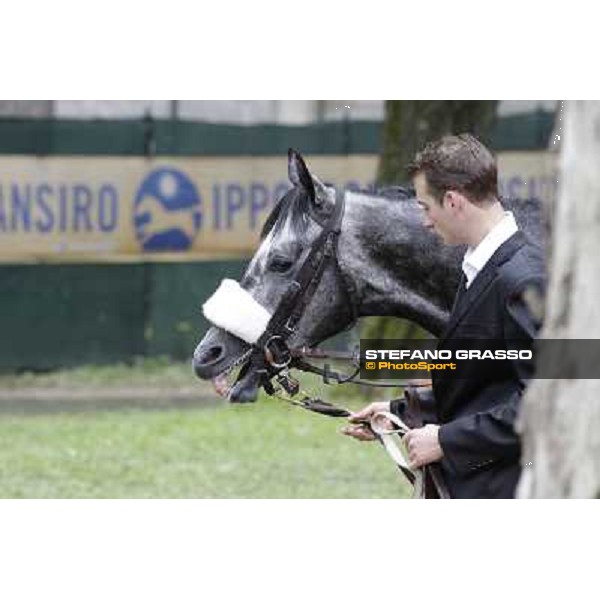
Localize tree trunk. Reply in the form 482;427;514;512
377;100;498;185
518;101;600;498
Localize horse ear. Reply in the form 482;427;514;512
288;148;315;200
311;174;335;208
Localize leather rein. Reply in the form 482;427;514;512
235;186;355;395
231;189;446;498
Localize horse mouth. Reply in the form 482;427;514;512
194;326;262;403
210;348;255;401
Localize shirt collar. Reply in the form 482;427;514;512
462;211;519;287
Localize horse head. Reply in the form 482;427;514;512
193;149;356;402
192;148;547;403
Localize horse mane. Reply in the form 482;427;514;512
260;184;417;242
260;182;546;246
359;186;545;217
369;185;415;200
260;187;311;241
348;184;415;202
260;198;284;240
358;187;546;228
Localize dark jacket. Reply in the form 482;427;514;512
393;230;545;498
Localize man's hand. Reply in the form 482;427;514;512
403;424;444;469
341;401;390;442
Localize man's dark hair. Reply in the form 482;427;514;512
407;133;498;204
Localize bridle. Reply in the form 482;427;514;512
227;187;449;499
233;187;359;396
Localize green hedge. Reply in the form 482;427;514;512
0;260;247;370
0;112;555;156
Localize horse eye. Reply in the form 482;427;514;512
268;256;294;274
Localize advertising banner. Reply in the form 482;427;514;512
0;152;557;262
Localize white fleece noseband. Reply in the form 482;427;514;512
202;279;272;344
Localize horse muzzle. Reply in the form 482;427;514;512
193;326;261;403
193;327;248;378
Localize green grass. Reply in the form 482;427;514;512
0;358;411;498
0;393;411;499
0;357;197;390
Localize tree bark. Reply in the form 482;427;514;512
377;100;498;185
518;101;600;498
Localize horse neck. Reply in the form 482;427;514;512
339;190;461;337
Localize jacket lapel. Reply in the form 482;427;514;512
439;231;527;344
450;273;467;315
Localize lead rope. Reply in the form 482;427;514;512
268;375;426;498
370;411;425;499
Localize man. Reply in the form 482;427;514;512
342;133;545;499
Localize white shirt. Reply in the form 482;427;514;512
462;212;519;289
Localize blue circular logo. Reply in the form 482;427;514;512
134;168;202;251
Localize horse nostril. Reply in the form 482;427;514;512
195;345;224;366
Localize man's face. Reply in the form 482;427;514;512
413;172;460;245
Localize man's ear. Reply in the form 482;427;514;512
444;190;461;210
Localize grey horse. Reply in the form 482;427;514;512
193;149;546;402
